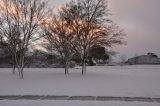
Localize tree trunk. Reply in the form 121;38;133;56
18;69;21;76
12;55;16;74
82;48;87;75
20;56;25;79
12;64;16;75
15;53;25;79
82;58;86;75
65;60;69;75
20;68;24;79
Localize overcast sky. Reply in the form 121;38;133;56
50;0;160;59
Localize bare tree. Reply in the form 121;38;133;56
60;0;125;75
0;0;20;74
44;15;76;75
0;0;49;78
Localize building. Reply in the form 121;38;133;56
127;53;160;65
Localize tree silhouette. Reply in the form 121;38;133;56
0;0;49;78
60;0;125;75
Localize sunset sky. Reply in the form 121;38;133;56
51;0;160;59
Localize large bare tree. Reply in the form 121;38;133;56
0;0;49;78
60;0;125;75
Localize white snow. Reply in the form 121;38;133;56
0;65;160;98
0;100;160;106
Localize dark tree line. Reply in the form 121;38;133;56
0;0;125;78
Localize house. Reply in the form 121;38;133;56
127;53;160;65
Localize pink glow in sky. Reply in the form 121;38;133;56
50;0;160;59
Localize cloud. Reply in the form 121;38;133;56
109;0;160;58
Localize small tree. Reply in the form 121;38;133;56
89;45;108;63
60;0;125;75
44;15;76;75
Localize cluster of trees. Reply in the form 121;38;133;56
0;0;125;78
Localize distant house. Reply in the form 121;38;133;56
127;53;160;65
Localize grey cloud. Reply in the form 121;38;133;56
109;0;160;58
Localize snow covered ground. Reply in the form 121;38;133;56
0;100;160;106
0;65;160;98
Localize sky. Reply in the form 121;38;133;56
50;0;160;59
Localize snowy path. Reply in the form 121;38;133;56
0;100;160;106
0;95;160;103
